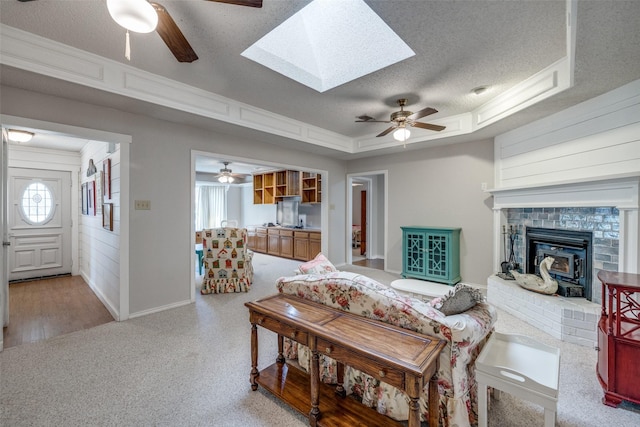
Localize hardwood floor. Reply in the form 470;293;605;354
352;258;384;270
2;275;114;349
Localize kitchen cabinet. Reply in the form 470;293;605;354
253;169;320;205
249;226;320;261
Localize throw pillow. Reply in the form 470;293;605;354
298;253;338;275
429;283;484;315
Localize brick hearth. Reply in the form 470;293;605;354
487;275;599;348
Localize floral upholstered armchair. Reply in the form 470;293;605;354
200;227;253;294
276;271;497;427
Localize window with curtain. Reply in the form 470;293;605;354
195;184;227;231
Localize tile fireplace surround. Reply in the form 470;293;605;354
487;176;640;347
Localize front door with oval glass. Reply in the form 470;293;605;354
8;168;72;281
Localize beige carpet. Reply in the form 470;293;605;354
1;253;639;426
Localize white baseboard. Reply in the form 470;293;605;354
128;299;192;319
80;270;120;321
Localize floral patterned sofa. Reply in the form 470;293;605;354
200;227;253;294
276;271;497;427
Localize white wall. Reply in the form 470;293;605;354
495;79;640;188
226;185;242;223
347;139;495;285
373;174;385;260
240;186;277;227
0;85;346;316
79;141;121;319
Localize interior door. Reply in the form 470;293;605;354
7;168;72;281
360;190;367;256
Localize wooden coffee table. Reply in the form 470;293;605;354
246;294;446;427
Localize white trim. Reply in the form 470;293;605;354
128;299;192;319
80;270;119;321
1;0;577;155
346;170;388;270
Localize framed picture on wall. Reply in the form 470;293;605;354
102;203;113;231
88;180;96;216
81;182;88;215
103;158;111;200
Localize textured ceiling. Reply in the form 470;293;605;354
1;0;640;161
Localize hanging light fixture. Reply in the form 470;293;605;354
218;162;235;183
7;129;34;143
393;125;410;142
107;0;158;33
107;0;158;60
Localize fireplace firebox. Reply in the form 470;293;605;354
525;227;593;300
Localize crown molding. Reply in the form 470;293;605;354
1;0;576;155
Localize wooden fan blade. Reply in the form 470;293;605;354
412;121;446;132
151;3;199;63
207;0;263;7
377;126;397;137
407;107;438;121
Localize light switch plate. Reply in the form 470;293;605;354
135;200;151;210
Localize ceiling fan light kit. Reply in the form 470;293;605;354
106;0;158;33
393;127;410;142
356;98;446;145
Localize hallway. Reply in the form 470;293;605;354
3;275;114;348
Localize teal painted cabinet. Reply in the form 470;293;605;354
401;226;461;285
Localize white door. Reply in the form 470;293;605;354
1;130;9;350
8;168;72;281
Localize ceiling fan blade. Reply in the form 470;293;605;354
412;121;446;132
151;3;199;63
407;107;438;121
376;126;397;137
206;0;263;7
355;120;391;123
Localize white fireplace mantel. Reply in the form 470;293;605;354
488;175;640;274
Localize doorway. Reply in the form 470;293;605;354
1;117;131;352
347;171;387;270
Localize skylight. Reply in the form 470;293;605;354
241;0;415;93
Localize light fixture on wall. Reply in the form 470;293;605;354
7;129;34;143
393;125;410;142
86;159;98;177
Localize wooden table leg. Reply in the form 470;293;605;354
428;373;439;427
276;334;285;364
250;323;259;391
335;361;346;397
309;341;321;426
406;375;421;427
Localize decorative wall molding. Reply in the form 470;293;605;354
489;176;640;210
1;0;577;156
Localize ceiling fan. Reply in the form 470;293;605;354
215;162;250;184
17;0;262;63
356;98;446;142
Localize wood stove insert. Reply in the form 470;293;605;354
525;227;593;300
